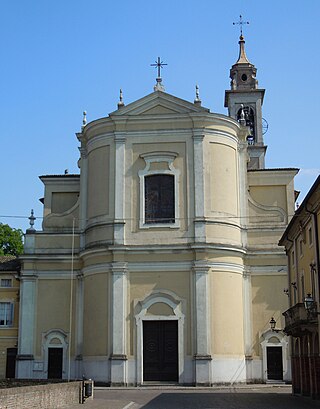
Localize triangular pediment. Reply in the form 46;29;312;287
109;91;209;117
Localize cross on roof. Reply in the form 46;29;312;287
233;15;249;36
150;57;167;79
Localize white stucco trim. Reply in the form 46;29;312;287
139;151;180;229
42;329;68;379
134;289;185;385
260;329;289;382
193;132;205;241
114;132;126;244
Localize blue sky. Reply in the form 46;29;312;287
1;0;319;231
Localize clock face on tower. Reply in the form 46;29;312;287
262;118;269;135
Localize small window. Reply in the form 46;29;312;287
145;174;174;224
291;250;295;267
308;227;313;246
1;279;12;288
0;302;13;326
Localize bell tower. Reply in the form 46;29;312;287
224;34;267;169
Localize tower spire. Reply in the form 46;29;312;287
225;19;267;170
236;35;250;64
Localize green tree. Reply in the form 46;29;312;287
0;223;23;256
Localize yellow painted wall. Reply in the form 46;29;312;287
249;185;287;211
51;192;79;214
209;142;238;216
36;279;76;356
210;271;244;355
251;274;289;356
83;273;108;356
87;146;110;219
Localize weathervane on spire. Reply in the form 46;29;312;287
233;15;249;36
151;57;167;91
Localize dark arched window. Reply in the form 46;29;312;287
237;106;255;142
145;174;174;224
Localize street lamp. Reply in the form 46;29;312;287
270;317;277;332
304;293;315;312
303;293;320;316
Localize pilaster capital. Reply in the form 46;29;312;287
243;267;251;279
20;271;38;281
111;262;128;275
79;147;88;159
192;261;210;275
238;140;248;152
77;272;84;280
114;132;126;144
192;130;205;142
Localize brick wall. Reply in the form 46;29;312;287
0;381;81;409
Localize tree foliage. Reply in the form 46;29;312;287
0;223;23;256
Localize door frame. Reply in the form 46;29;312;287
42;329;68;379
261;329;288;382
135;290;185;385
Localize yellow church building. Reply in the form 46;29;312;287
17;35;298;385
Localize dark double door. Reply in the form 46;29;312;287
143;320;178;382
267;346;283;380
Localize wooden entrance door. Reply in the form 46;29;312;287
48;348;63;379
6;347;17;378
267;346;283;380
143;320;178;382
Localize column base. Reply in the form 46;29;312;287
16;355;34;379
110;354;127;386
194;354;212;386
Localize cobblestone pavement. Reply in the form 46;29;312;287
63;385;320;409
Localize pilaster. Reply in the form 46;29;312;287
193;131;206;242
110;262;128;386
193;261;212;385
16;271;38;378
243;268;253;380
114;133;126;245
75;272;84;378
78;146;88;249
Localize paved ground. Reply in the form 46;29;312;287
62;385;320;408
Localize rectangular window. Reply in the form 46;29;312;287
145;174;175;224
0;302;13;326
1;279;12;288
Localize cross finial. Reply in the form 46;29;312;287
233;15;249;36
151;57;167;79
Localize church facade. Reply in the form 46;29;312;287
17;36;297;385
